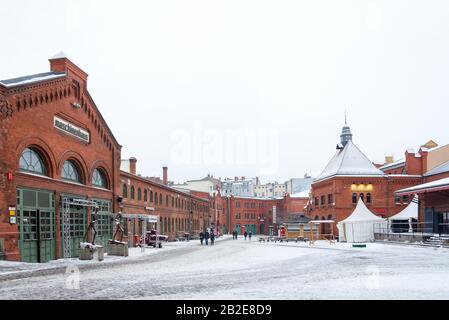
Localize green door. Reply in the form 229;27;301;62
236;224;241;235
60;195;87;258
251;224;257;235
92;199;113;252
17;188;56;263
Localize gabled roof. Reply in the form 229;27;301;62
396;177;449;196
424;159;449;177
379;158;405;171
0;71;65;88
314;140;385;182
389;195;418;220
339;198;385;224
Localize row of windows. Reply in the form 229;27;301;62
161;216;190;233
122;184;209;213
235;212;257;220
19;148;108;188
314;193;334;206
235;201;265;209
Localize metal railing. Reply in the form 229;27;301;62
373;221;449;242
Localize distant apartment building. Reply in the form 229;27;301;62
222;176;259;197
285;175;313;195
254;182;286;198
172;174;221;196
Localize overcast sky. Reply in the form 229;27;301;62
2;0;449;184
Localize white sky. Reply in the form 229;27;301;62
2;0;449;184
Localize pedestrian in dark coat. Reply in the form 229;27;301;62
199;231;204;245
205;230;210;245
249;231;252;240
210;232;215;246
244;231;248;240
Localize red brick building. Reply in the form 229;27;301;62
396;159;449;234
0;53;122;262
224;192;309;236
308;122;421;234
119;161;210;242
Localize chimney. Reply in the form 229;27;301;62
49;52;88;83
129;157;137;175
234;176;238;181
241;176;245;181
163;166;168;185
385;156;394;165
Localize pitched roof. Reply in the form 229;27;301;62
0;71;65;88
339;198;385;224
396;177;449;195
389;195;418;220
314;140;385;182
424;159;449;177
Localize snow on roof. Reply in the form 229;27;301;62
424;159;449;177
339;198;385;224
396;177;449;195
0;71;66;88
290;189;310;198
50;51;70;59
315;140;385;182
379;158;405;170
389;196;418;220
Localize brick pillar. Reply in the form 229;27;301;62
163;166;168;185
129;157;137;175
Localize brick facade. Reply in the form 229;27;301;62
0;56;121;261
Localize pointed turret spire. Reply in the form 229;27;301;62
339;110;352;148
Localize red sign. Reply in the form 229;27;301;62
6;172;13;181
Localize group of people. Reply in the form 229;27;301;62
199;229;215;246
232;230;252;240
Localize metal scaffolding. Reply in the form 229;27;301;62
61;197;99;259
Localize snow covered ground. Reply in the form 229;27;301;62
1;236;449;300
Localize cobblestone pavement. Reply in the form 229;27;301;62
1;238;449;299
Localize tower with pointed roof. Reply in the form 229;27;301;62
339;111;353;148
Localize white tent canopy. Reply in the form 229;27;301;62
388;195;418;233
337;198;386;243
389;195;418;220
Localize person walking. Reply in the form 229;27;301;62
199;231;204;245
244;231;248;240
205;230;210;245
249;231;252;240
210;231;215;246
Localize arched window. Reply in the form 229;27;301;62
155;192;158;204
159;193;162;205
352;193;357;204
123;184;128;198
367;193;372;204
168;217;171;232
92;168;107;188
172;196;174;207
150;191;153;202
19;148;47;176
144;190;148;202
131;186;135;199
164;217;167;233
166;195;169;206
137;188;142;201
62;160;81;183
360;193;364;202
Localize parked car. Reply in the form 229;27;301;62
141;230;168;248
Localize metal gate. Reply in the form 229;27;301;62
60;195;87;258
92;199;113;252
17;188;56;263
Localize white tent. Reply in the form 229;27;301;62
337;198;387;243
388;195;418;233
